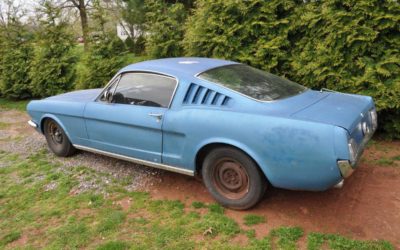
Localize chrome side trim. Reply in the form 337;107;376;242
73;144;194;176
28;120;38;128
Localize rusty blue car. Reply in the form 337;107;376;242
27;57;377;209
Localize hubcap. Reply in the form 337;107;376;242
212;158;249;200
48;122;63;144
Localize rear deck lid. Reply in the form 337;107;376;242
291;92;373;132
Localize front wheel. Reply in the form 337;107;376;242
44;119;76;157
202;147;266;210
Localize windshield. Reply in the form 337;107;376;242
198;64;307;101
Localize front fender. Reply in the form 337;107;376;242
39;114;73;141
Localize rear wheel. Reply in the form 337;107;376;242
44;119;76;157
202;147;266;210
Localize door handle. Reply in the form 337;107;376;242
148;113;163;121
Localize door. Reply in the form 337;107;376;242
84;72;177;163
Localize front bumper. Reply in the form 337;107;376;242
28;120;38;128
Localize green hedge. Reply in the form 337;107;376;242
77;34;126;89
30;3;77;98
0;0;398;138
145;0;187;58
184;0;400;138
0;26;34;100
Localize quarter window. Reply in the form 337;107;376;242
112;73;177;108
198;64;306;101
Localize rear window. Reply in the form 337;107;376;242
198;64;306;101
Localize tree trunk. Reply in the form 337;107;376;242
78;0;89;51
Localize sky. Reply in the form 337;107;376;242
0;0;37;22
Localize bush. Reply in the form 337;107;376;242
125;36;146;55
77;34;126;89
0;22;34;99
30;2;77;98
184;0;297;74
288;1;400;138
146;0;187;58
184;0;400;138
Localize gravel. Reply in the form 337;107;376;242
0;110;163;194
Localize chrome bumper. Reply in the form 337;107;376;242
337;160;354;178
28;120;38;128
337;126;375;179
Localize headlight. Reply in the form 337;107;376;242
369;109;377;130
348;138;357;163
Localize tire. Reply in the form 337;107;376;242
202;147;267;210
43;119;76;157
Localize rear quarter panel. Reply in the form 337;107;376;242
162;77;342;191
163;101;342;191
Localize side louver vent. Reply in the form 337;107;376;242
183;83;231;106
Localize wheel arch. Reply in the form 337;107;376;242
194;140;270;183
40;114;73;142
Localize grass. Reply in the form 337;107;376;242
0;98;30;111
243;214;266;226
0;122;11;130
307;233;393;250
192;201;207;209
0;151;394;249
376;155;400;167
0;231;21;246
96;241;130;250
270;227;304;249
377;158;395;166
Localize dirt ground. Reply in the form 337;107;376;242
1;109;400;248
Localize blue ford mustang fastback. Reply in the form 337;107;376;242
27;57;377;209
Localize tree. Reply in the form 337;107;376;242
145;0;187;58
30;1;77;97
0;0;34;99
117;0;146;54
59;0;91;50
77;1;126;89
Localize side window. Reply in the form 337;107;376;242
113;73;177;108
99;76;120;102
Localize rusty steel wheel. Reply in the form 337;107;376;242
48;120;64;145
44;119;76;157
202;147;267;210
212;158;250;200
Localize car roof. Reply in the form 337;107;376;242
119;57;238;77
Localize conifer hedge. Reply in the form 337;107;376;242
0;23;34;99
0;0;398;137
146;0;187;58
184;0;400;138
30;2;77;98
77;34;126;89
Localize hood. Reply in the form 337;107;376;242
291;91;373;132
46;89;102;102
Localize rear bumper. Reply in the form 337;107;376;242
337;124;376;179
337;160;354;178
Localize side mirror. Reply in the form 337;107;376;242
103;90;113;102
